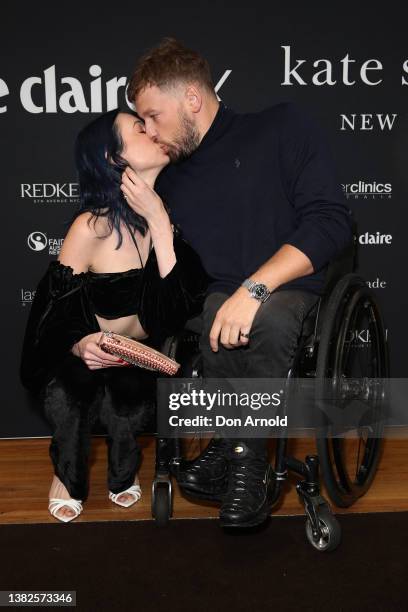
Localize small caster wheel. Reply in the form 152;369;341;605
152;482;172;527
305;507;341;552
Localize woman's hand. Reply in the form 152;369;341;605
121;166;177;277
71;332;129;370
121;167;167;225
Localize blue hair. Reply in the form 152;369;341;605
73;109;148;248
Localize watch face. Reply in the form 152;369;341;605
253;284;268;299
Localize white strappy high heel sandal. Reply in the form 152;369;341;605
48;498;83;523
109;478;142;508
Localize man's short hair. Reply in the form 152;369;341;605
127;37;215;101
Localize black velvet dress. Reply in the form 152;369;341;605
20;232;209;501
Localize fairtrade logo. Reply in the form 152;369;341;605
27;231;47;251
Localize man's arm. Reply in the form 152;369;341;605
278;101;353;271
209;103;353;351
209;244;313;352
249;243;314;291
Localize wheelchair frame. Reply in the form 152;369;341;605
152;229;389;552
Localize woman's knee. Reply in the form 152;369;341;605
42;373;100;436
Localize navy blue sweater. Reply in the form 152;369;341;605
156;101;353;296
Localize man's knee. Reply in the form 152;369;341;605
250;290;317;349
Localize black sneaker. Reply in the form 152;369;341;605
177;437;231;501
219;442;276;528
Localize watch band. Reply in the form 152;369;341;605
241;278;271;303
242;279;256;291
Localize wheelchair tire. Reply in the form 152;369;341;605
152;482;172;527
305;507;341;552
315;273;389;508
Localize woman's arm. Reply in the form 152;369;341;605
120;168;210;341
58;213;126;369
147;208;177;278
20;214;122;391
138;234;210;343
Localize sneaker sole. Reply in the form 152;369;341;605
219;483;277;528
220;505;273;528
219;513;270;528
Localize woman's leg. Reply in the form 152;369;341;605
100;366;156;502
43;354;102;516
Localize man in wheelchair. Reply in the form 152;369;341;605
126;38;354;529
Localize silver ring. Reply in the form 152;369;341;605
240;332;250;338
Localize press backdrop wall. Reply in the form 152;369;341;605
1;1;406;437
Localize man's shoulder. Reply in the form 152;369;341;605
256;102;326;152
224;102;314;151
227;102;313;142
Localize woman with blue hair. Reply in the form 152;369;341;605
20;109;209;522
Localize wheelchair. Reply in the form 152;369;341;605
151;225;389;552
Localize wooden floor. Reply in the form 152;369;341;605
0;436;407;524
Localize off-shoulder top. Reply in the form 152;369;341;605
20;232;210;392
86;267;143;319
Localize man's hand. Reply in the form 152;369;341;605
71;332;130;370
121;167;166;224
209;287;261;352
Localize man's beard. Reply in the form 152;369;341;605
166;110;200;162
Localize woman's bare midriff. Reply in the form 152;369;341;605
95;313;149;341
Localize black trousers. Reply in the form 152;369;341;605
42;353;156;501
199;290;320;456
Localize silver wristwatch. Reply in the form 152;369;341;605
241;278;271;303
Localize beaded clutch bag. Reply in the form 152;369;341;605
98;331;180;376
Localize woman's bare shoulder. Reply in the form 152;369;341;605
58;212;108;272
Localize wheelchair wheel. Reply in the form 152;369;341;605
151;481;172;527
315;273;389;507
305;507;341;552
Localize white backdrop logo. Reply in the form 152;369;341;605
359;232;392;245
346;327;389;347
27;231;47;251
21;182;79;204
27;231;64;255
20;288;36;306
3;65;233;114
366;278;387;289
342;181;392;199
339;114;397;131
